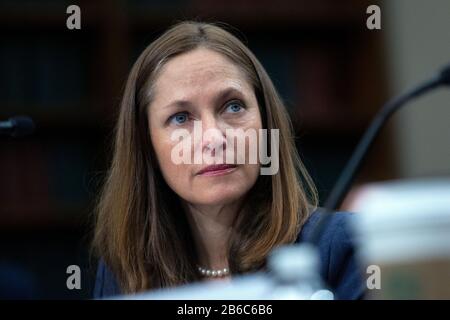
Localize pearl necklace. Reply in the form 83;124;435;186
197;265;230;278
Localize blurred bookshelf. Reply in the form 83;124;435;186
0;0;393;226
0;0;394;298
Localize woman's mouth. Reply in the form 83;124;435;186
196;164;238;176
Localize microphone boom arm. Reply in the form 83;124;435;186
309;64;450;244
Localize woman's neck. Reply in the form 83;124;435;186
183;201;242;270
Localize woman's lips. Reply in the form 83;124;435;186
196;164;238;176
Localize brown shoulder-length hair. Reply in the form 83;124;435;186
93;21;318;294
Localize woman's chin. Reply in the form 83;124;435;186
191;189;246;207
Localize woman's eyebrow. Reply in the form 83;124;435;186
162;99;192;110
162;87;245;110
214;87;245;104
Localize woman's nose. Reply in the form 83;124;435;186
198;116;227;156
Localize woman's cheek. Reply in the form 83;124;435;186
159;138;186;177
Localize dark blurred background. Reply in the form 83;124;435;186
1;0;449;299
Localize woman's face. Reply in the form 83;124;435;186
148;48;262;207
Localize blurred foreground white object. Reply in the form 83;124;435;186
349;178;450;299
115;244;333;300
267;244;333;300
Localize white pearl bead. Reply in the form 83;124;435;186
197;265;230;277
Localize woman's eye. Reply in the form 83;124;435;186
225;101;244;114
169;112;189;125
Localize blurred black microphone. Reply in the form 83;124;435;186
0;116;35;137
309;63;450;244
439;64;450;85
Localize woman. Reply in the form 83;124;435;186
93;21;365;300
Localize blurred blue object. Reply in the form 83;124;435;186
0;261;36;299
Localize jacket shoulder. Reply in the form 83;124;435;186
93;259;121;299
296;209;366;300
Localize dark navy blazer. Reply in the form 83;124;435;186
94;210;366;300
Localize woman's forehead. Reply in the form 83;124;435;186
156;48;245;86
152;48;253;105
